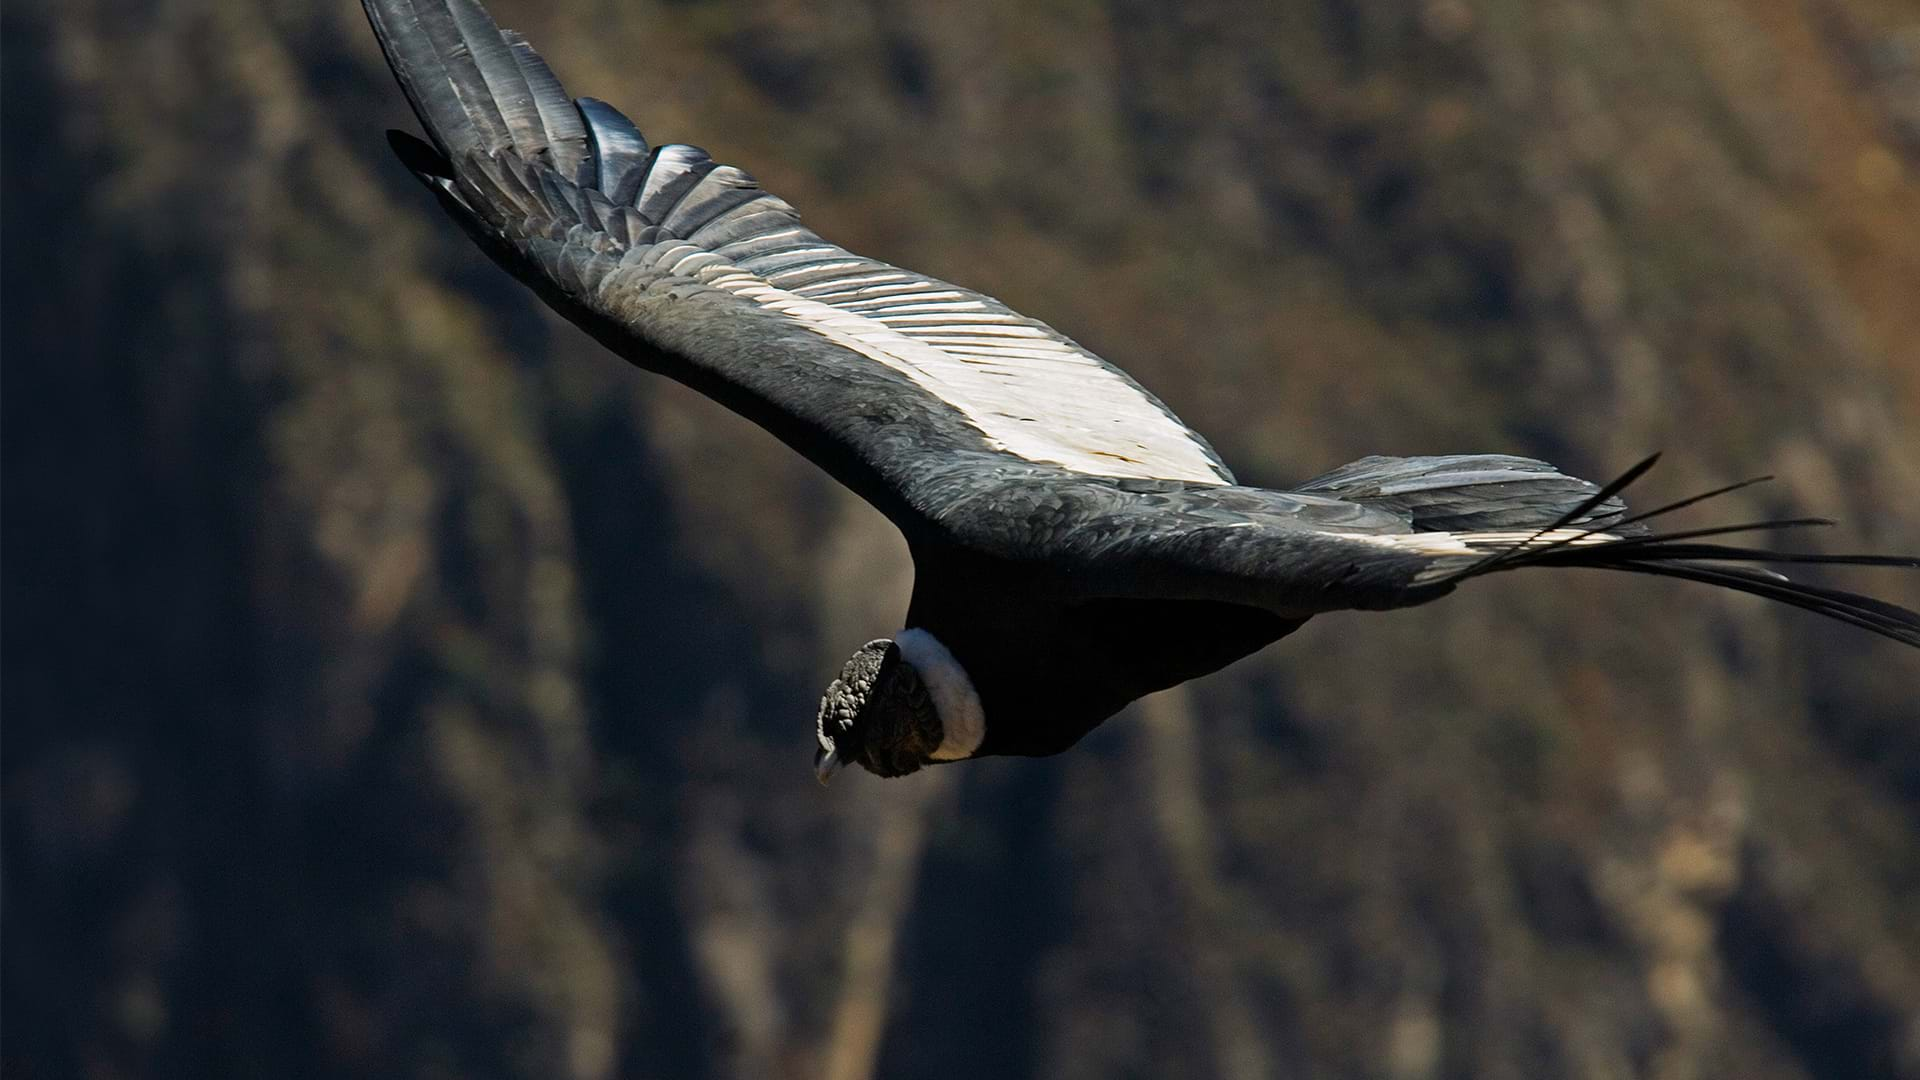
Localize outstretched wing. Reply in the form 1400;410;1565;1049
930;459;1919;647
360;0;1233;531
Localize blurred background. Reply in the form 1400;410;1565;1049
5;1;1920;1077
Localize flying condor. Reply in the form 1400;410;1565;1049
360;0;1919;782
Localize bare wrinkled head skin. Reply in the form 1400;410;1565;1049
814;639;943;781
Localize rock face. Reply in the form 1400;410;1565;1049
4;2;1917;1078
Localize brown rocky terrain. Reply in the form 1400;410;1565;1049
5;1;1918;1077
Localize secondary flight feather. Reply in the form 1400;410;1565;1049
360;0;1919;782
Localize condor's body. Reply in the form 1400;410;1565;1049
360;0;1918;781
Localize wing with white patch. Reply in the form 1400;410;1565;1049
692;242;1231;487
361;0;1234;531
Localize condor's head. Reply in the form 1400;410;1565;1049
812;632;983;781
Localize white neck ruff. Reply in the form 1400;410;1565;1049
896;628;985;761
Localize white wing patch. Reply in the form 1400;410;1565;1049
1343;527;1622;555
644;242;1229;484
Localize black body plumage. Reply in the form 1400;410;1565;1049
361;0;1918;779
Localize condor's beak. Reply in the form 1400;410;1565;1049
814;744;845;785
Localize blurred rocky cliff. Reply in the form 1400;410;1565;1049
4;1;1918;1078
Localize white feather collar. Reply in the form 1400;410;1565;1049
896;628;985;761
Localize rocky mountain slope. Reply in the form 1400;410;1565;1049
6;1;1918;1078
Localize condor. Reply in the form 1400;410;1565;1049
361;0;1918;782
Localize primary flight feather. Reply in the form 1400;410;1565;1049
360;0;1919;782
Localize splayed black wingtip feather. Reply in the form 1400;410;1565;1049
1602;560;1920;647
1574;544;1920;569
387;129;451;178
1457;453;1662;578
1598;474;1775;537
1517;529;1920;633
1438;454;1920;648
1572;517;1836;551
1515;471;1787;566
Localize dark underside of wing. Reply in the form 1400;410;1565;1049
360;0;1236;532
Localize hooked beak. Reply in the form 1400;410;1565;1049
814;744;845;785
